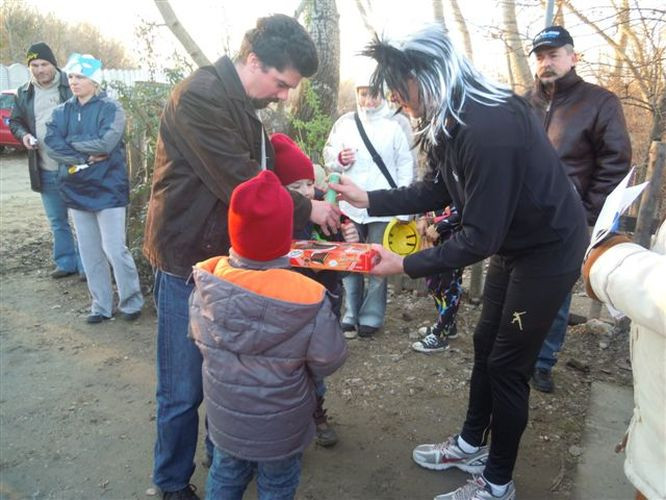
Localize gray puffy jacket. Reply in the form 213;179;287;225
189;254;347;461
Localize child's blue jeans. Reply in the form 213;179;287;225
206;447;302;500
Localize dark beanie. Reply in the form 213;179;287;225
270;133;314;186
228;170;294;261
26;42;58;67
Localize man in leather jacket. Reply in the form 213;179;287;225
143;15;340;499
525;26;631;393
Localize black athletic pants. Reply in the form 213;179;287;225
460;255;580;485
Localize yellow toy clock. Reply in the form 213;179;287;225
382;218;421;256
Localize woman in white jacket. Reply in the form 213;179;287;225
323;64;414;338
583;220;666;500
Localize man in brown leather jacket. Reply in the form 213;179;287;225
143;15;340;499
525;26;631;393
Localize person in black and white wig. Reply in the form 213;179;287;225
331;25;588;500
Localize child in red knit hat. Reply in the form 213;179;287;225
271;133;358;448
189;170;347;499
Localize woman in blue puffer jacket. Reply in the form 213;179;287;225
45;53;143;324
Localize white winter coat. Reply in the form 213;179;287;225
589;220;666;499
323;102;414;224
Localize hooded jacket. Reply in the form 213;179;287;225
189;253;347;461
589;221;666;499
323;100;414;224
525;69;631;225
44;92;129;211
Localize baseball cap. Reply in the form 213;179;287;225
530;26;574;54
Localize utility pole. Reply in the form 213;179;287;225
545;0;555;27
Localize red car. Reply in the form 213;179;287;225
0;89;25;152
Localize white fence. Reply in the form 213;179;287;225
0;64;168;92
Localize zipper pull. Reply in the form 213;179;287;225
78;112;81;121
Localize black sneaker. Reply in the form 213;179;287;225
51;269;77;279
86;314;111;324
162;484;199;500
358;325;378;338
532;368;554;393
412;333;449;353
119;310;141;322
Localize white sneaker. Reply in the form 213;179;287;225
413;435;488;473
342;323;356;339
434;475;515;500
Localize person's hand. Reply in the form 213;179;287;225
341;220;360;243
582;233;632;301
425;225;440;243
310;199;341;236
338;147;356;170
369;244;405;276
22;134;38;150
87;154;108;163
329;175;369;209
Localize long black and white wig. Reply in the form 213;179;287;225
362;24;511;147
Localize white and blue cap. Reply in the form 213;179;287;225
63;53;103;85
530;26;574;54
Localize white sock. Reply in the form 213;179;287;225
482;475;509;497
457;435;479;453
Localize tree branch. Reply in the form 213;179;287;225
561;0;649;102
153;0;211;67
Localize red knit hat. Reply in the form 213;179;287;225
270;133;315;186
228;170;294;261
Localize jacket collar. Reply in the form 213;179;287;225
229;248;291;270
22;69;69;96
66;90;106;108
534;68;583;99
212;56;258;117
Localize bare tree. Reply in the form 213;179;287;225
0;2;131;67
610;0;630;81
355;0;376;34
561;0;665;142
448;0;473;61
290;0;340;157
153;0;210;67
501;0;533;92
432;0;446;28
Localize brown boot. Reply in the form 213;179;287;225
313;396;338;447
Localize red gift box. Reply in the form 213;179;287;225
288;240;379;273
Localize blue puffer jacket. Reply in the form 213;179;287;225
45;92;129;211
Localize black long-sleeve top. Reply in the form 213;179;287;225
368;95;589;279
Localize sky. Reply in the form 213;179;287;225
20;0;618;82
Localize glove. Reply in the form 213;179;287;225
582;233;632;301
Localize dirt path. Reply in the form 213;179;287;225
0;152;632;499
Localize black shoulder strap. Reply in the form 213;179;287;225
354;112;397;188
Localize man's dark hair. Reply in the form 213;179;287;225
237;14;318;78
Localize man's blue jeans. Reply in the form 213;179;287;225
153;270;212;491
535;292;573;371
39;169;82;273
206;448;302;500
